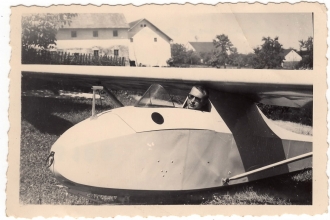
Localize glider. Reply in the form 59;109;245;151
22;65;312;197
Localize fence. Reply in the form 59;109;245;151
22;49;127;66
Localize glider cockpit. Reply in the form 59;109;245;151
135;84;179;108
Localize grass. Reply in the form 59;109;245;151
205;188;291;205
272;120;313;136
20;91;312;205
203;169;312;205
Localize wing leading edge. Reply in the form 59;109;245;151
21;65;313;108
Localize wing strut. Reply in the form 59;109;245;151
224;152;313;183
102;86;124;108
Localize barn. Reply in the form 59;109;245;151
128;18;172;67
280;49;302;69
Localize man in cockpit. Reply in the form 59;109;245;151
185;85;210;111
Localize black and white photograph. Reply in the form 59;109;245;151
6;2;328;218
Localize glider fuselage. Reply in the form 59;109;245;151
49;104;312;196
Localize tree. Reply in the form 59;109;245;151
252;36;284;69
242;53;255;68
185;50;201;65
299;37;313;52
167;43;200;66
167;43;187;66
227;47;241;67
199;51;213;64
22;13;77;50
210;34;235;68
296;37;313;69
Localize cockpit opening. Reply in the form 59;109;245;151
135;84;179;108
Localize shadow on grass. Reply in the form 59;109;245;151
202;169;312;205
22;97;73;135
127;169;312;205
22;96;110;135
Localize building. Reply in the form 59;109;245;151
280;49;302;69
55;13;130;65
187;42;220;63
128;18;172;67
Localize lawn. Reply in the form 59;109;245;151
20;91;312;205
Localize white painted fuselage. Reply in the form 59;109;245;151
49;105;312;196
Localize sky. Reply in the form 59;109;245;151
125;12;313;54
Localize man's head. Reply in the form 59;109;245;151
187;85;209;110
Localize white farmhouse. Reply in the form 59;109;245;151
128;19;172;67
55;13;130;63
281;49;302;69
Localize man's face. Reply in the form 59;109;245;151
187;87;206;110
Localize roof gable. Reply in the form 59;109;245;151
280;49;299;57
128;19;143;30
128;18;172;41
188;42;220;54
61;13;129;29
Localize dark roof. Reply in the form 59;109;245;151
280;49;297;57
188;42;220;54
128;19;143;29
128;18;172;41
61;13;129;29
298;50;310;56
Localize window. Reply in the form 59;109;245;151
71;31;77;38
114;50;119;56
93;30;98;37
144;24;146;27
113;30;118;37
130;38;133;42
94;50;99;57
140;24;143;27
154;38;157;42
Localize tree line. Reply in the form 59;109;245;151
168;34;313;69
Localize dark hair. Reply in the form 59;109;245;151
193;85;209;100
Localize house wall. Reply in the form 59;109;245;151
57;28;128;40
56;39;129;55
283;61;300;69
284;50;302;62
129;25;171;66
282;50;302;69
55;29;130;65
129;20;170;43
186;43;196;51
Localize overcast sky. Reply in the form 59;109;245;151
125;13;313;54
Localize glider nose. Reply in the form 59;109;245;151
47;111;136;183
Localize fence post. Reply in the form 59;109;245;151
64;52;67;64
60;52;63;64
109;56;112;66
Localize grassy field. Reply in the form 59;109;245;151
20;91;312;205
